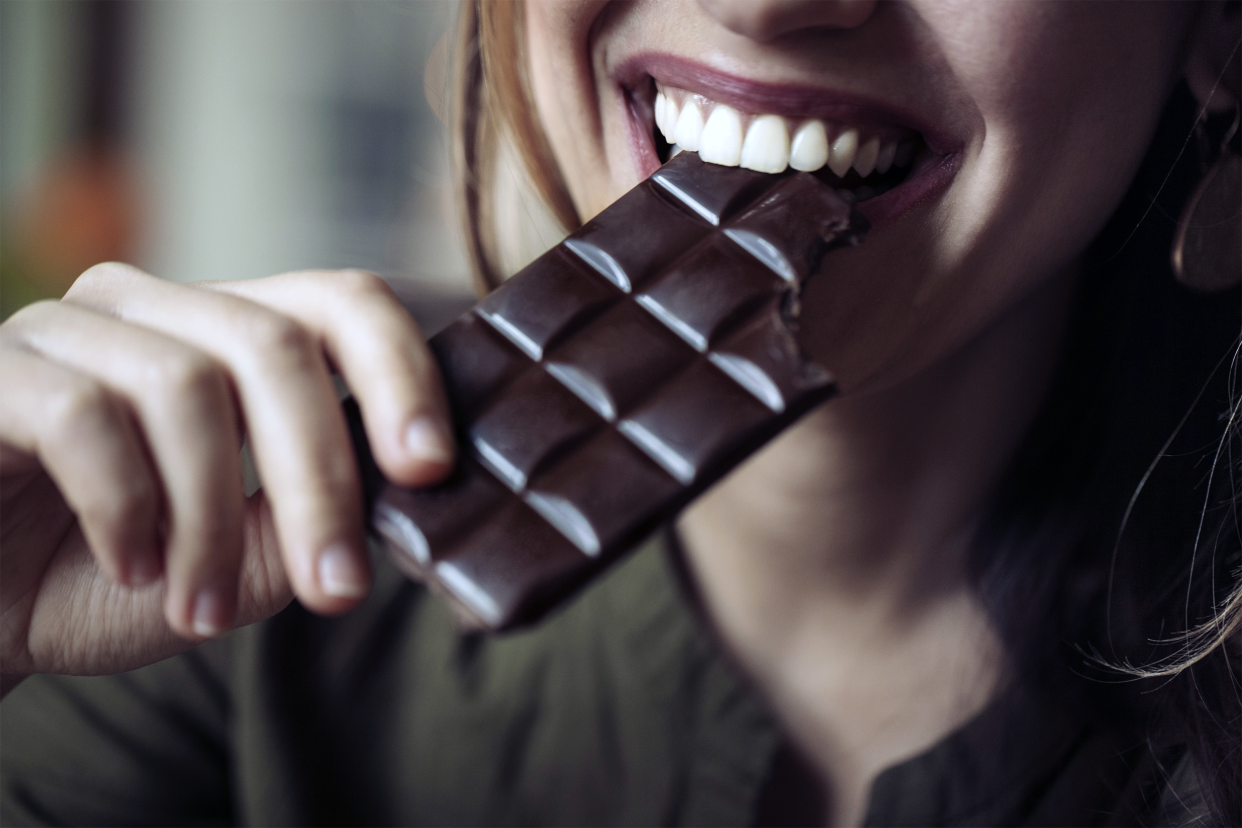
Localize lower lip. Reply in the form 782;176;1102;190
853;152;961;230
623;93;960;233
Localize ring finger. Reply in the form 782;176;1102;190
4;301;245;640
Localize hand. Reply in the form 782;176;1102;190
0;264;454;692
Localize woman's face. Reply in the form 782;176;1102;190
525;0;1197;393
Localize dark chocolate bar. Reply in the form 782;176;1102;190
356;153;866;631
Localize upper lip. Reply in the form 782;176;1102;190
614;53;962;157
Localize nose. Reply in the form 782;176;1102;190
697;0;878;41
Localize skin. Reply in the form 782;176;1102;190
0;1;1234;825
523;0;1223;823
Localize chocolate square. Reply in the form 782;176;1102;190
476;247;618;360
565;181;709;293
708;305;836;413
618;359;772;485
651;157;772;225
468;368;602;491
636;235;784;352
431;314;533;420
544;301;695;420
434;501;588;629
524;429;682;556
724;173;861;282
374;457;512;571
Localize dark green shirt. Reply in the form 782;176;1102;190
0;536;1206;826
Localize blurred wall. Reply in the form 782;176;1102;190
2;1;473;326
1;2;81;198
0;0;90;314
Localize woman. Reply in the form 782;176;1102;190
2;1;1239;824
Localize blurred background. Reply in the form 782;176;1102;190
1;0;475;330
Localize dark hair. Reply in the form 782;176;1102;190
972;83;1241;822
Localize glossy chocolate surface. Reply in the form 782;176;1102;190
361;153;866;631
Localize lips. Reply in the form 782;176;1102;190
615;54;963;229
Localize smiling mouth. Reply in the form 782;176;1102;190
650;83;928;203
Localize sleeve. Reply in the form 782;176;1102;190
0;641;235;827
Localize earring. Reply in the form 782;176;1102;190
1172;105;1241;293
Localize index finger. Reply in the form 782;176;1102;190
204;270;456;489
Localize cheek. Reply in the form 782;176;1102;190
926;4;1192;318
799;3;1193;392
935;1;1191;269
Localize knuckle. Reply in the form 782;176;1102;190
149;351;227;403
46;376;115;438
335;268;390;298
176;509;242;570
246;313;316;363
82;476;158;537
0;300;59;340
324;450;361;493
64;262;137;299
5;299;59;325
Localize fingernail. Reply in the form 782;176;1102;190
404;416;453;464
318;543;368;599
192;589;227;638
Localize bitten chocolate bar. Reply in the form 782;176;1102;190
351;153;866;631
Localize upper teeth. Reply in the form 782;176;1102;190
656;86;916;179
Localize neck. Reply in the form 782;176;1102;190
676;270;1075;825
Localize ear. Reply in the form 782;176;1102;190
1184;1;1241;112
